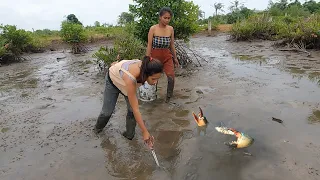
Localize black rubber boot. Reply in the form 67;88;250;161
122;111;137;140
94;114;111;134
166;76;174;103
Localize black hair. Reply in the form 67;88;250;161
159;7;173;17
138;56;163;84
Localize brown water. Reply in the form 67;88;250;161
1;34;320;180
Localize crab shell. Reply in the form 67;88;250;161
216;127;254;148
235;132;254;148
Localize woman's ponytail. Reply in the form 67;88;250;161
138;56;163;84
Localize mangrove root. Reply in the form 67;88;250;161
174;41;208;67
0;53;30;65
277;40;311;57
71;43;91;54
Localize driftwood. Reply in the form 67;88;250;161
278;40;311;57
174;41;208;67
0;53;30;65
71;43;91;54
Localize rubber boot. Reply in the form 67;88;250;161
122;111;137;140
94;114;111;134
166;76;174;103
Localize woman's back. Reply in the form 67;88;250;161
109;59;141;95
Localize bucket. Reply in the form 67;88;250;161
138;81;157;102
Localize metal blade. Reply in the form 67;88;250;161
151;150;160;166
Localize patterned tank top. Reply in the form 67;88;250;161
152;36;171;49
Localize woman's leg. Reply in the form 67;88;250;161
163;51;175;102
94;73;120;134
122;96;137;140
151;49;175;102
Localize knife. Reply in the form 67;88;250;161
151;149;160;166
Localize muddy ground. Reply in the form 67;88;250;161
0;33;320;180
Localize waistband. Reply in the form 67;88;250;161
152;48;171;50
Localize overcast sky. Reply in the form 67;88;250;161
0;0;299;31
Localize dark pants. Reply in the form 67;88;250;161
94;72;137;140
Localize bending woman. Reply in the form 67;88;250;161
94;56;163;147
146;7;179;102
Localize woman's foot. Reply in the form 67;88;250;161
122;131;134;140
93;127;103;135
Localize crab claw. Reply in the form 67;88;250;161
199;107;204;117
192;112;199;124
192;107;208;127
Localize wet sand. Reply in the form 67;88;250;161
0;34;319;180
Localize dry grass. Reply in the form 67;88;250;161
217;24;233;32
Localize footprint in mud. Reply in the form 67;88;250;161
181;88;192;93
175;110;190;117
302;66;312;70
179;95;190;99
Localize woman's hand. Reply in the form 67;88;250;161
174;58;179;68
143;131;154;149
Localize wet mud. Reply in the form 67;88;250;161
1;34;320;180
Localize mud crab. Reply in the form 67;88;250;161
215;126;254;149
192;107;208;127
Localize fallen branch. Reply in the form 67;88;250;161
174;41;208;67
277;40;311;57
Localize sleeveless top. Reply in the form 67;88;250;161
108;59;141;96
152;36;171;49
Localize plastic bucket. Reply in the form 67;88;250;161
137;82;157;102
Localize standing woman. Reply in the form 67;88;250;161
146;7;179;103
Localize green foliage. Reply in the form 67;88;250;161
302;0;320;13
231;14;277;40
85;25;126;41
92;46;118;67
226;7;255;24
60;21;87;43
0;25;32;54
114;31;145;60
228;0;320;49
230;13;320;48
94;21;101;27
129;0;200;42
33;29;60;36
66;14;82;25
0;37;6;57
93;30;145;68
28;34;51;52
118;12;135;26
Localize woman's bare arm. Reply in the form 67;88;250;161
170;27;179;67
146;26;154;56
122;73;148;134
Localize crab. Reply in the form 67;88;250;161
215;126;254;149
192;107;208;127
